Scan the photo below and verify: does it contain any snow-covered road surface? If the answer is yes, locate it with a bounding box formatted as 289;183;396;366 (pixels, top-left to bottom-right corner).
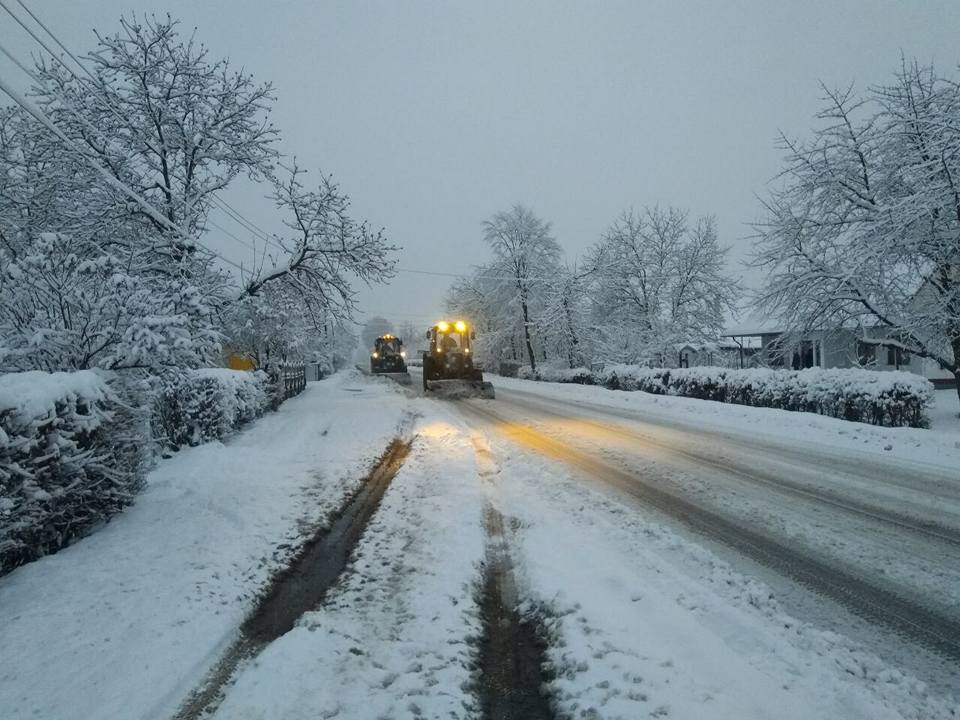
461;386;960;621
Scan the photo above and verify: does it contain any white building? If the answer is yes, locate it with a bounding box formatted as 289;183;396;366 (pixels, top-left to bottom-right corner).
722;321;955;388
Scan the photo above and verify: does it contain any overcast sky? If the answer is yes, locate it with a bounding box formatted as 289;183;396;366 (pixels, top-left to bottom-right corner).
4;0;960;332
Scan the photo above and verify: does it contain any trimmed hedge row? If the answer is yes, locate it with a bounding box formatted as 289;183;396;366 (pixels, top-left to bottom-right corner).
150;368;270;451
0;367;276;576
0;371;144;574
517;364;933;428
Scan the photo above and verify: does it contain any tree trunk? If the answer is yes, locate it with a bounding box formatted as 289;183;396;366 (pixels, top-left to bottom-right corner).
521;299;536;373
563;295;580;368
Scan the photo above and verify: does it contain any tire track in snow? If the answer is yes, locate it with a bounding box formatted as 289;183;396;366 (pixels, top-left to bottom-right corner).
472;434;555;720
173;436;413;720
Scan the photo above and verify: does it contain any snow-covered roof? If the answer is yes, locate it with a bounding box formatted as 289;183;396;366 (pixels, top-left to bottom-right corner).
722;319;784;337
675;340;741;352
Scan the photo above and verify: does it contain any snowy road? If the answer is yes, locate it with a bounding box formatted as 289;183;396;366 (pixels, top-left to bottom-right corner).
456;384;960;659
418;371;959;717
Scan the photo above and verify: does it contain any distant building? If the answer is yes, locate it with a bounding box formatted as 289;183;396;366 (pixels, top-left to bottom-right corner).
722;319;955;388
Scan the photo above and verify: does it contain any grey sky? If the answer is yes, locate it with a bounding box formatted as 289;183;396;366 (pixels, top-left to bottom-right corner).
4;0;960;332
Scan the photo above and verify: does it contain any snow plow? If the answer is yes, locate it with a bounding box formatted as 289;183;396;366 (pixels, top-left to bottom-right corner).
370;334;412;385
421;320;495;399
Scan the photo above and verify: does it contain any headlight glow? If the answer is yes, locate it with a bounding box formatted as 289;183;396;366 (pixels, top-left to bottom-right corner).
454;320;467;333
437;321;450;332
371;352;379;358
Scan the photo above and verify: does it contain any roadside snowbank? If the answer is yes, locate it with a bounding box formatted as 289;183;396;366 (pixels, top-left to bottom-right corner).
0;370;409;720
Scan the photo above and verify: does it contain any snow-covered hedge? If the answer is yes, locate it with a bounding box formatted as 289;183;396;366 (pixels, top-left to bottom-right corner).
518;365;595;384
0;371;145;574
151;369;270;450
498;360;522;378
520;364;933;428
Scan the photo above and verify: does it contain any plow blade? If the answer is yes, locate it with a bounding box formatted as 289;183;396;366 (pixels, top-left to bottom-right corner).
425;379;496;400
381;372;412;386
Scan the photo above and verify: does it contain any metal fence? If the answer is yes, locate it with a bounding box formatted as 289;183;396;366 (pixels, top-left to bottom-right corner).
269;363;305;400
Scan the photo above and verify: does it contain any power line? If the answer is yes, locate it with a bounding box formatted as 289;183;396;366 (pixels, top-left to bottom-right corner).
393;266;685;283
14;0;96;85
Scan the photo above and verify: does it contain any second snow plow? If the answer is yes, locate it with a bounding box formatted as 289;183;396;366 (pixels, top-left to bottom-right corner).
421;320;495;399
370;334;412;385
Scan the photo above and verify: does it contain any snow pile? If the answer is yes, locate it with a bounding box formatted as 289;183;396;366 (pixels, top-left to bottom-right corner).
519;364;933;428
0;370;143;575
151;368;270;450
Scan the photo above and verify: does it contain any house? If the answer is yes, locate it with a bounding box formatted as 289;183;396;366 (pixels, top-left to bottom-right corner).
722;319;955;387
675;341;744;369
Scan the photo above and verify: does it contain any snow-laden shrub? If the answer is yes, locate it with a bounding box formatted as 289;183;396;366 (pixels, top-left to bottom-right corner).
151;369;269;451
523;364;933;428
0;371;145;575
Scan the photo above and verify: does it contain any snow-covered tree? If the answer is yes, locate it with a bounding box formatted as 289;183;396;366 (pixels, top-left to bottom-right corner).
240;163;397;337
1;13;281;373
33;13;278;254
479;205;562;372
314;321;356;373
445;265;523;367
589;207;739;364
3;14;397;376
221;285;312;367
395;320;424;355
753;59;960;407
0;106;225;373
0;232;222;372
536;264;593;368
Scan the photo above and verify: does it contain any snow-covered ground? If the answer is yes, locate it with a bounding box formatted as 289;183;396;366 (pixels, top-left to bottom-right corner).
209;400;487;718
207;392;958;719
2;370;957;720
929;388;960;432
0;371;410;720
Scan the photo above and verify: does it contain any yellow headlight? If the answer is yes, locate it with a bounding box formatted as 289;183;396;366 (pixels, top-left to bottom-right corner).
454;320;467;332
371;352;379;358
437;321;450;332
